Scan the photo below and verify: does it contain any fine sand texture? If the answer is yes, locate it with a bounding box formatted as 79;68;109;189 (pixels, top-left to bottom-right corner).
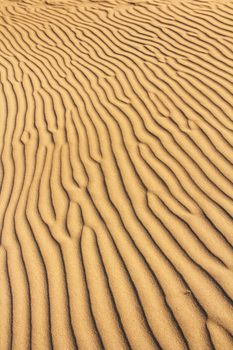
0;0;233;349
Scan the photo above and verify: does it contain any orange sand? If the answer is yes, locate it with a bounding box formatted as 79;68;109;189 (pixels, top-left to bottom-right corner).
0;0;233;349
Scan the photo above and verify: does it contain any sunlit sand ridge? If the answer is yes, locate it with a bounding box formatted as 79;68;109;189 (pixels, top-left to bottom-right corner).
0;0;233;349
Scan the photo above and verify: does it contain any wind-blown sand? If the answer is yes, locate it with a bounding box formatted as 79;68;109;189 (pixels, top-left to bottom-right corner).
0;0;233;349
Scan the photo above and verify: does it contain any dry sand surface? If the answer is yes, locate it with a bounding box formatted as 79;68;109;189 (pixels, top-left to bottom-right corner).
0;0;233;349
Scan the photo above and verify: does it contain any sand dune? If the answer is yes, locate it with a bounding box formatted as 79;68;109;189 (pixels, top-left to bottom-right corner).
0;0;233;349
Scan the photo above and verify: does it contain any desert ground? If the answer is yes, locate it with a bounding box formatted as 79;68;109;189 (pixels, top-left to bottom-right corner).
0;0;232;349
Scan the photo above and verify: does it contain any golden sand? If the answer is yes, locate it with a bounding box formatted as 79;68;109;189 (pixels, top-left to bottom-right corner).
0;0;233;349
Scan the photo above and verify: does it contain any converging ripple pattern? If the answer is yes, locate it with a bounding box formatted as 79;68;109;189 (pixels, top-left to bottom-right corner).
0;0;233;349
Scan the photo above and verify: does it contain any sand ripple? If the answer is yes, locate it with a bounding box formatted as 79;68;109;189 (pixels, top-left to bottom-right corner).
0;0;233;349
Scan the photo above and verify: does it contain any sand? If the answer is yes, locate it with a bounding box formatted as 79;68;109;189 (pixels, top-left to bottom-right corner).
0;0;232;349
